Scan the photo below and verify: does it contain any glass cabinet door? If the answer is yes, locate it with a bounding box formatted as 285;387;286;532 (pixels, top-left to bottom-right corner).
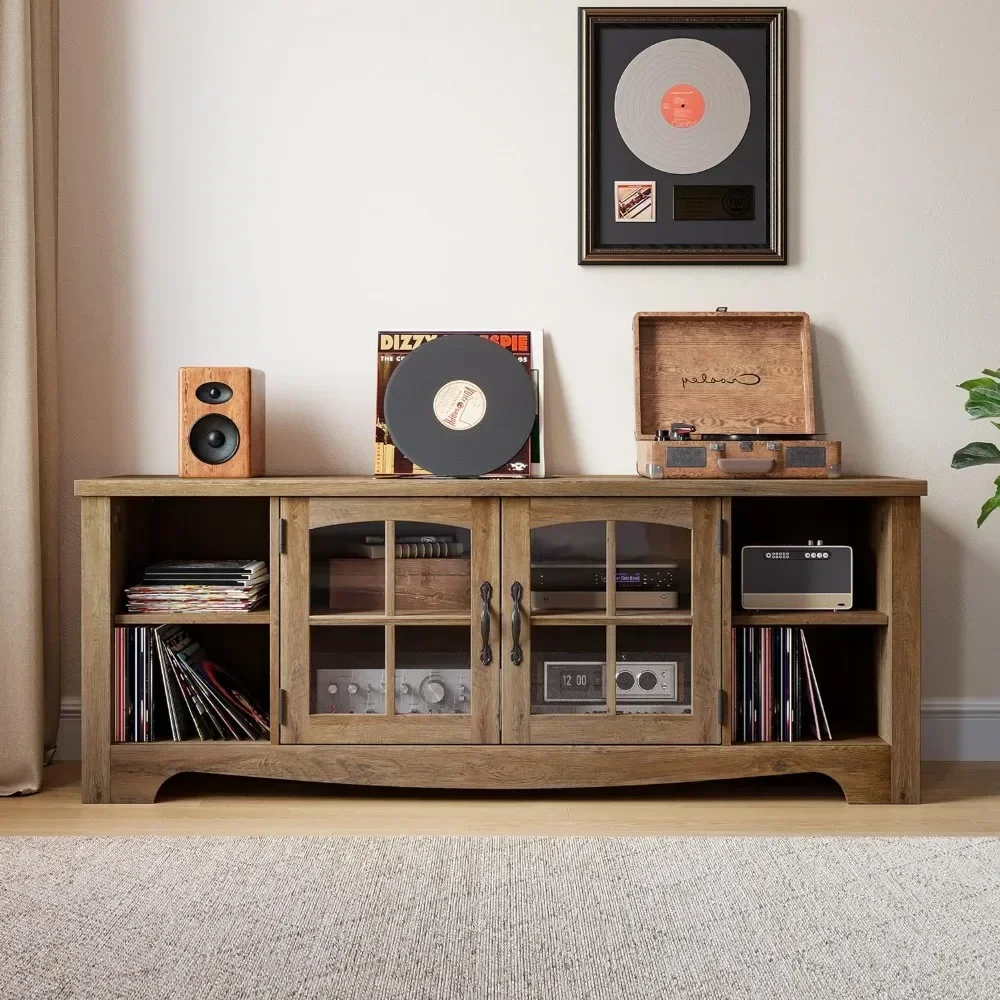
280;498;500;744
501;498;721;744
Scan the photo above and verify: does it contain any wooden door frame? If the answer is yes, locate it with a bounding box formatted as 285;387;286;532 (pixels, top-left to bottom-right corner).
279;496;500;745
500;497;722;745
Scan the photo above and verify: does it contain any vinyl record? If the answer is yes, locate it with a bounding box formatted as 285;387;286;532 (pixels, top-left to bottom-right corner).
384;335;536;477
614;37;751;175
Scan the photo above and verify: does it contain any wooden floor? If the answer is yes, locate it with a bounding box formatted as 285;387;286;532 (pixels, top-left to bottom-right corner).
0;762;998;835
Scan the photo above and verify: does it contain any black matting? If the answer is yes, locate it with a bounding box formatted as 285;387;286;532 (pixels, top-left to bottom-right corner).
579;7;786;264
597;25;769;247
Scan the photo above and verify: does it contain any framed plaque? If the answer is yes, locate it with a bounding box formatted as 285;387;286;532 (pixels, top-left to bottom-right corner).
579;7;786;264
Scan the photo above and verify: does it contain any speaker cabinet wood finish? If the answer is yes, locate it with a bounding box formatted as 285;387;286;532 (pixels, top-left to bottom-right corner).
179;367;265;478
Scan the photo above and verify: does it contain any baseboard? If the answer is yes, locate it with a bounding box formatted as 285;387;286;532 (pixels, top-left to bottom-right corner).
921;698;1000;761
53;696;1000;762
54;696;81;762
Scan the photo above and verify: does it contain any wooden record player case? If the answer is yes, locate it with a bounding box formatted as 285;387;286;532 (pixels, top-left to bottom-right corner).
635;311;842;479
77;474;924;806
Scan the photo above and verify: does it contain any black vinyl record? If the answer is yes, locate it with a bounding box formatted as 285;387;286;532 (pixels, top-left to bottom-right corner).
384;335;536;477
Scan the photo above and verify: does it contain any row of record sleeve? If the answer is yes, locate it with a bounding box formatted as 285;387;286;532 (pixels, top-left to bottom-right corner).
114;624;269;742
731;627;832;744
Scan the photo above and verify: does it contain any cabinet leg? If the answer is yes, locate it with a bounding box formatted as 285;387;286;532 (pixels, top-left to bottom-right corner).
110;769;177;804
824;766;891;804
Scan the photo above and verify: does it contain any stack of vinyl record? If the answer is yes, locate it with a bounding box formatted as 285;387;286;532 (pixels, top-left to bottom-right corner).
124;560;268;613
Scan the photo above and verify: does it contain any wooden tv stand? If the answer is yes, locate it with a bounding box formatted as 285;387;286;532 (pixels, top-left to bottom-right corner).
76;475;925;805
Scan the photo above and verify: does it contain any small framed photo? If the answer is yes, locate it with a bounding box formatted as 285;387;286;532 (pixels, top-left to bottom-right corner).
580;6;786;263
615;182;656;222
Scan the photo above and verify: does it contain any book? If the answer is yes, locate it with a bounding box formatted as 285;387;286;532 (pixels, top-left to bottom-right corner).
374;332;535;477
344;541;466;559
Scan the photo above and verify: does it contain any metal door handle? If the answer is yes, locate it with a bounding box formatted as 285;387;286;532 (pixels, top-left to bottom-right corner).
510;581;523;665
479;581;492;666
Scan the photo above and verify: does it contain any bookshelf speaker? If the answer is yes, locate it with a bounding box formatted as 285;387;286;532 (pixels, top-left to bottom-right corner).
179;367;265;478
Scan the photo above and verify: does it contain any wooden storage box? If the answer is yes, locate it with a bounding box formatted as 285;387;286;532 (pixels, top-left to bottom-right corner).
634;311;842;479
329;557;470;613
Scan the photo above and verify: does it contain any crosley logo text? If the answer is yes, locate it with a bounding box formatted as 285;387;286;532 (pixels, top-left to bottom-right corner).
681;373;762;388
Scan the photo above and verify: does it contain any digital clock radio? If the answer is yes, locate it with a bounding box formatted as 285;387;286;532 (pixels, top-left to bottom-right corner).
741;542;853;610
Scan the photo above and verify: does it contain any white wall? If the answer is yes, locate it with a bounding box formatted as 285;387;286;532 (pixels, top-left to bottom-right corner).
58;1;1000;731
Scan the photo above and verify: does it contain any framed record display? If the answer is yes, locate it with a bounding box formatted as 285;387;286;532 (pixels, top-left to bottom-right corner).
579;7;786;264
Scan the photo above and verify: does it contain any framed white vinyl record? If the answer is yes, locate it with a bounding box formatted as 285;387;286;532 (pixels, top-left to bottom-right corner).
580;7;786;264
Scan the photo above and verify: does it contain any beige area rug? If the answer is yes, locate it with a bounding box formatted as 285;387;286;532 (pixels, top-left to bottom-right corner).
1;836;998;999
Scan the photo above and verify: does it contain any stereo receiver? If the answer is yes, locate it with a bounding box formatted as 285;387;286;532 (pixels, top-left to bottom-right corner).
741;542;853;610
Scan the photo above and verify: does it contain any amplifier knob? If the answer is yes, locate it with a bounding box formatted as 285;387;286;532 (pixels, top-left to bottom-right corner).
616;670;636;691
327;683;338;695
400;682;411;695
347;683;359;695
420;678;446;705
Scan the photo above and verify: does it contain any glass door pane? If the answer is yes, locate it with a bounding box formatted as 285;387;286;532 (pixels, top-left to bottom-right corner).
282;498;499;745
395;626;471;715
502;498;720;745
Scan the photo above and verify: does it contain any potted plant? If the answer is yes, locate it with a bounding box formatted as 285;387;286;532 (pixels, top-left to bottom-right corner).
953;369;1000;525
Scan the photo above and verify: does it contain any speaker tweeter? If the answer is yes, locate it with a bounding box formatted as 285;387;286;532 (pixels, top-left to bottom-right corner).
179;367;265;478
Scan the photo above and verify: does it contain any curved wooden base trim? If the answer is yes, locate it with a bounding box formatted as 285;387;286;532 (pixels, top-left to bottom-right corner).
108;741;892;805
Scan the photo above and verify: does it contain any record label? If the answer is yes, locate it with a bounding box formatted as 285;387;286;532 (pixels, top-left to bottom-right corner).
433;379;487;430
661;84;705;127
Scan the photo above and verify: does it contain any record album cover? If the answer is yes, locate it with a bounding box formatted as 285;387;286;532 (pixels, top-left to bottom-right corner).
374;331;536;478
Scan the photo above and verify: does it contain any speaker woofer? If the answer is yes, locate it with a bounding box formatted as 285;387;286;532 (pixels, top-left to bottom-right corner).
189;414;240;465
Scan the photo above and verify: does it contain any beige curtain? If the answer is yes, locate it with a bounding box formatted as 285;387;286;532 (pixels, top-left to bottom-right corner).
0;0;59;795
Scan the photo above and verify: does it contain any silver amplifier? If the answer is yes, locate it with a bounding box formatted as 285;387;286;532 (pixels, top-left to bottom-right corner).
314;663;470;715
741;542;853;610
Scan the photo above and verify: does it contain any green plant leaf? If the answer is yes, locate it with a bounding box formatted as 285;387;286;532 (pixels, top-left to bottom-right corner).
978;492;1000;527
983;369;1000;379
959;377;999;391
952;442;1000;469
966;386;1000;419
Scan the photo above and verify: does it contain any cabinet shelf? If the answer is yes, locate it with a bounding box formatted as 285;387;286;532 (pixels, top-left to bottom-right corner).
308;612;471;626
114;611;271;625
531;611;694;626
731;611;888;626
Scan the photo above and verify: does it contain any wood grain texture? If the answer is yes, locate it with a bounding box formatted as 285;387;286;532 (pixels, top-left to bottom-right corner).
732;611;888;626
529;498;692;530
633;312;814;437
309;613;471;626
178;367;264;478
105;739;890;804
501;499;531;744
691;498;723;745
875;497;922;804
531;612;693;626
269;497;280;744
470;499;501;744
14;760;999;836
328;558;469;614
81;497;113;804
721;498;734;746
114;611;271;625
74;475;929;498
308;498;474;529
279;498;310;744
